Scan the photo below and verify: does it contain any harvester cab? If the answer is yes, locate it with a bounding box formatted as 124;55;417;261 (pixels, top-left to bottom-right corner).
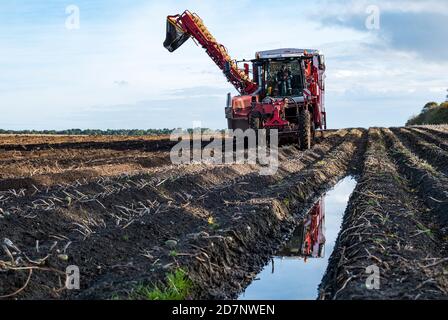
163;10;326;149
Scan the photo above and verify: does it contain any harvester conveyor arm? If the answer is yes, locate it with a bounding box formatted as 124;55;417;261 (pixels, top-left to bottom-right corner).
163;10;258;95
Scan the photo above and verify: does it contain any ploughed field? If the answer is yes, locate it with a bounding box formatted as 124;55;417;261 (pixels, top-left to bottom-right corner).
0;125;447;300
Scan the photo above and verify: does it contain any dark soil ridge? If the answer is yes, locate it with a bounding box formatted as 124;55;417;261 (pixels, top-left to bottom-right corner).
391;127;448;176
0;130;348;299
68;130;361;298
0;153;170;192
382;128;448;238
0;130;346;209
319;128;448;299
424;127;448;141
0;138;176;153
0;132;342;192
0;150;170;175
186;129;367;299
407;127;448;152
5;127;447;300
0;148;154;165
58;129;365;299
0;132;333;153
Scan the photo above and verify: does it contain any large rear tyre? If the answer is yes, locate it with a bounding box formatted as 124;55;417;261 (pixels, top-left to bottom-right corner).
298;109;312;150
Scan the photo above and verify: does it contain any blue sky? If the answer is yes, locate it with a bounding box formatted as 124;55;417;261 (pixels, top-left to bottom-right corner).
0;0;447;130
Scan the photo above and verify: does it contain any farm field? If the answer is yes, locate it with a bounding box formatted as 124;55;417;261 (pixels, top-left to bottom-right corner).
0;125;447;300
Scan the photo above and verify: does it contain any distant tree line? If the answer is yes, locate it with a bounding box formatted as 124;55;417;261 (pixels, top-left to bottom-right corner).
0;128;223;136
406;101;448;126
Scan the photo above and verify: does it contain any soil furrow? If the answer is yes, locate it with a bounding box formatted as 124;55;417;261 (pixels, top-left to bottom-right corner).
2;127;447;301
0;138;175;152
391;127;448;176
0;130;347;212
319;128;448;299
0;130;343;194
420;126;448;141
382;128;448;238
0;130;363;299
0;130;349;256
0;150;170;175
71;129;365;299
407;127;448;152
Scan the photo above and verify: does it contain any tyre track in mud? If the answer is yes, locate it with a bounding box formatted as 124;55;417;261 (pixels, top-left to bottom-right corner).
71;128;365;299
320;128;448;299
2;126;447;300
180;128;367;299
0;130;349;299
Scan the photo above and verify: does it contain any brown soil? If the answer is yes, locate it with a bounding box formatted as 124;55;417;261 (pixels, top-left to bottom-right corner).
319;127;448;299
0;134;171;146
1;126;447;300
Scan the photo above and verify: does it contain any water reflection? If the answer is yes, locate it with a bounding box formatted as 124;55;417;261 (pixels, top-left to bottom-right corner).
239;176;357;300
276;199;325;261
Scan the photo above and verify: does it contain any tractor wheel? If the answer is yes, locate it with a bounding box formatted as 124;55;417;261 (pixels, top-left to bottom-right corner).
298;109;312;150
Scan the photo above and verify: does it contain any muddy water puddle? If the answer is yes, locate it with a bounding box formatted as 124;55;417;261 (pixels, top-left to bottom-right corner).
239;176;357;300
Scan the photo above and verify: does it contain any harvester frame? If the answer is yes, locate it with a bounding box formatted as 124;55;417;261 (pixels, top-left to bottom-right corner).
164;10;326;149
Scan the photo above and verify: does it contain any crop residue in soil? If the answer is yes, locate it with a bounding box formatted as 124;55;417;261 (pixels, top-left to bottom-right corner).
239;176;357;300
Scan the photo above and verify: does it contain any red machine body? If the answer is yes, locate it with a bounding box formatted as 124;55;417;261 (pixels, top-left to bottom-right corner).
302;199;325;258
164;10;326;148
277;198;325;259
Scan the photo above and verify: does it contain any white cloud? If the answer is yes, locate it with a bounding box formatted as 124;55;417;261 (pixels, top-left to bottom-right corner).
0;0;447;130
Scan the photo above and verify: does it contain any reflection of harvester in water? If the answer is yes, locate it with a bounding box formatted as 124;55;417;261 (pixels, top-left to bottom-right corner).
276;199;325;259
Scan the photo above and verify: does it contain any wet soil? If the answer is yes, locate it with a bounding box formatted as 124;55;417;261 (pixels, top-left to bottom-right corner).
0;126;447;300
319;127;448;299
